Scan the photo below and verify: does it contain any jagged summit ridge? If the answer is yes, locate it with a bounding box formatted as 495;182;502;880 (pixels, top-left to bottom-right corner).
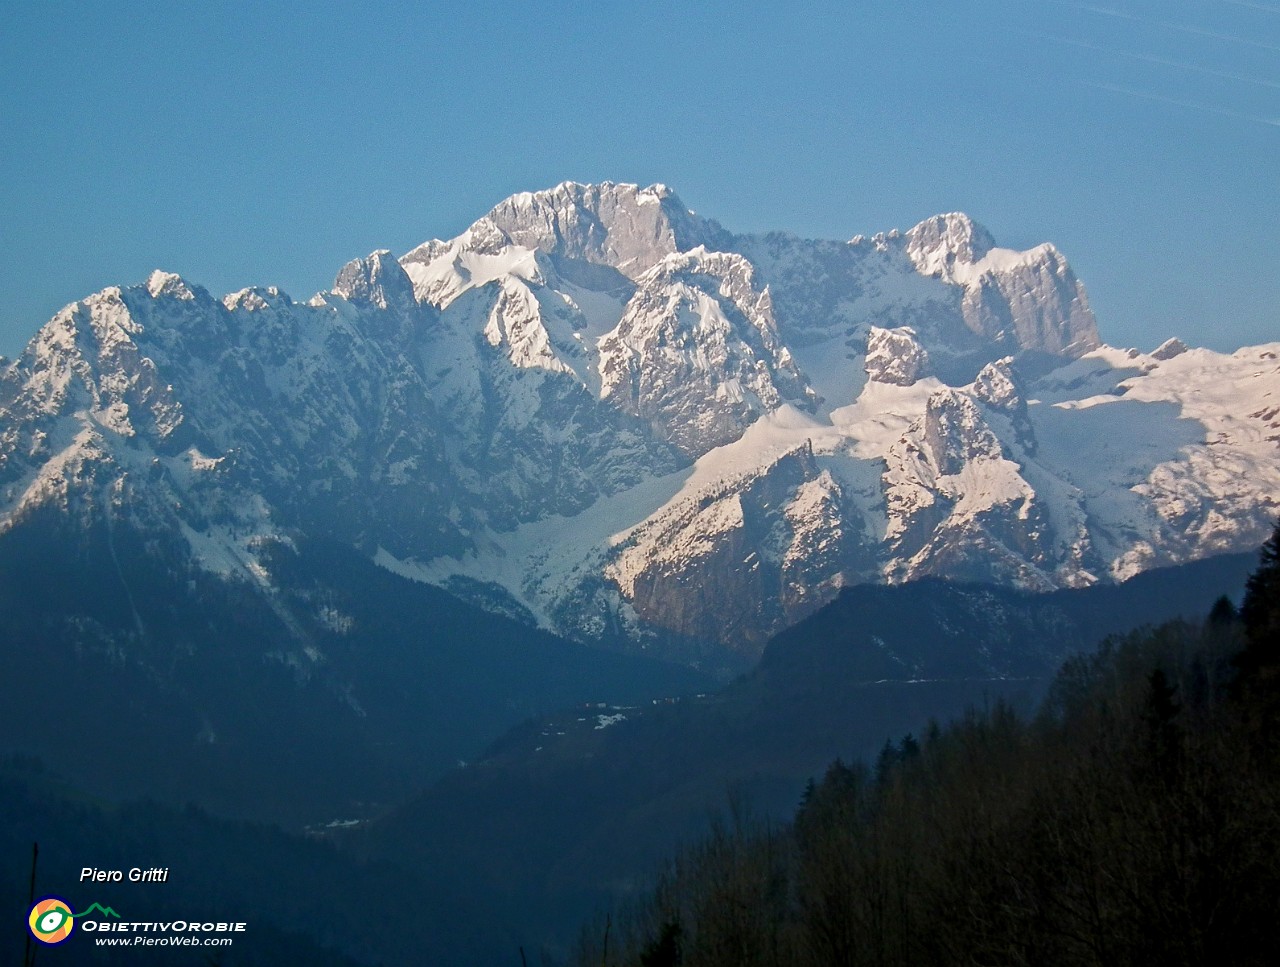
402;181;727;293
2;182;1276;662
905;212;997;278
333;250;417;313
477;181;725;277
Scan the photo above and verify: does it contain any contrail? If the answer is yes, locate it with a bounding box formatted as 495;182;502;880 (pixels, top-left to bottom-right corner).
1158;19;1280;52
1055;1;1280;51
1084;79;1280;126
1050;2;1139;20
1221;1;1280;13
1025;30;1280;89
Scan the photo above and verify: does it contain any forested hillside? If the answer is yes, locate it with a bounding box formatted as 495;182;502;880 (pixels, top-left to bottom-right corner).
578;528;1280;967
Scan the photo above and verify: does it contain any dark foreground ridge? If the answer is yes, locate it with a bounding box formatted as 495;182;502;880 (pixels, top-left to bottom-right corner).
2;545;1262;964
358;551;1256;958
575;528;1280;966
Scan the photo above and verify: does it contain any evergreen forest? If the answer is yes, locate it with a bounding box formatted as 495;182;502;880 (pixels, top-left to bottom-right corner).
574;527;1280;967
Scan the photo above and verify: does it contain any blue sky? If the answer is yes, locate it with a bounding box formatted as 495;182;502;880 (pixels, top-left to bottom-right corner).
1;0;1275;356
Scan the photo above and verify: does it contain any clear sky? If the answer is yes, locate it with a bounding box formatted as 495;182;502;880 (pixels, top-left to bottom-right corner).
1;0;1276;357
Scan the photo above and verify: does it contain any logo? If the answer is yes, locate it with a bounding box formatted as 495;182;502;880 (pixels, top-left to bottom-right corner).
27;898;121;945
28;896;75;945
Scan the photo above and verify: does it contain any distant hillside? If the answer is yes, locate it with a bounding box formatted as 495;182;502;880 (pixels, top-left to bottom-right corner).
0;523;710;827
362;551;1256;957
577;536;1280;966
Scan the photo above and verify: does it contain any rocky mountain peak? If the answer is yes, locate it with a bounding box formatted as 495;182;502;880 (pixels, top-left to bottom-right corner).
146;270;200;301
333;250;417;313
905;213;997;279
597;246;812;456
466;181;726;280
3;182;1276;663
222;286;292;313
965;244;1101;357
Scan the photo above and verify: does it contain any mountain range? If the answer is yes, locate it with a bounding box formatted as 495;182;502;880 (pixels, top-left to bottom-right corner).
4;180;1276;672
5;181;1277;961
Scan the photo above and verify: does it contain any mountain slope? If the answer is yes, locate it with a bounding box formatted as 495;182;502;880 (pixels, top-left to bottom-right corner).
2;181;1276;665
0;518;709;826
363;551;1257;956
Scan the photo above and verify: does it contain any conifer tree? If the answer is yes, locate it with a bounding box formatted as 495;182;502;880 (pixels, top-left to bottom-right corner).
1241;521;1280;650
1236;521;1280;735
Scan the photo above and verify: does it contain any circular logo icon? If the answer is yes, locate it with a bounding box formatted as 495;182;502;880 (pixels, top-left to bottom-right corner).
28;896;75;945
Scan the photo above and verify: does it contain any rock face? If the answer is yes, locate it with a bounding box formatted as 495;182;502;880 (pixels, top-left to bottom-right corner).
865;327;930;386
905;213;1100;357
462;181;728;279
3;181;1277;663
972;357;1024;412
882;388;1052;588
333;250;418;314
605;444;857;658
598;249;813;454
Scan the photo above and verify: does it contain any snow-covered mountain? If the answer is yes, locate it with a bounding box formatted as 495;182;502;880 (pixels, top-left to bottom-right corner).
3;181;1276;662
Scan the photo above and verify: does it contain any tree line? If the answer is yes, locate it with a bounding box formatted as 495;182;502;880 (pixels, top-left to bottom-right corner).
575;526;1280;966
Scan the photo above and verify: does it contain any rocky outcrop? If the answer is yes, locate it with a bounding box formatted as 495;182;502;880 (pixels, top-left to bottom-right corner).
597;249;813;455
1152;337;1188;361
865;326;930;386
605;444;858;652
